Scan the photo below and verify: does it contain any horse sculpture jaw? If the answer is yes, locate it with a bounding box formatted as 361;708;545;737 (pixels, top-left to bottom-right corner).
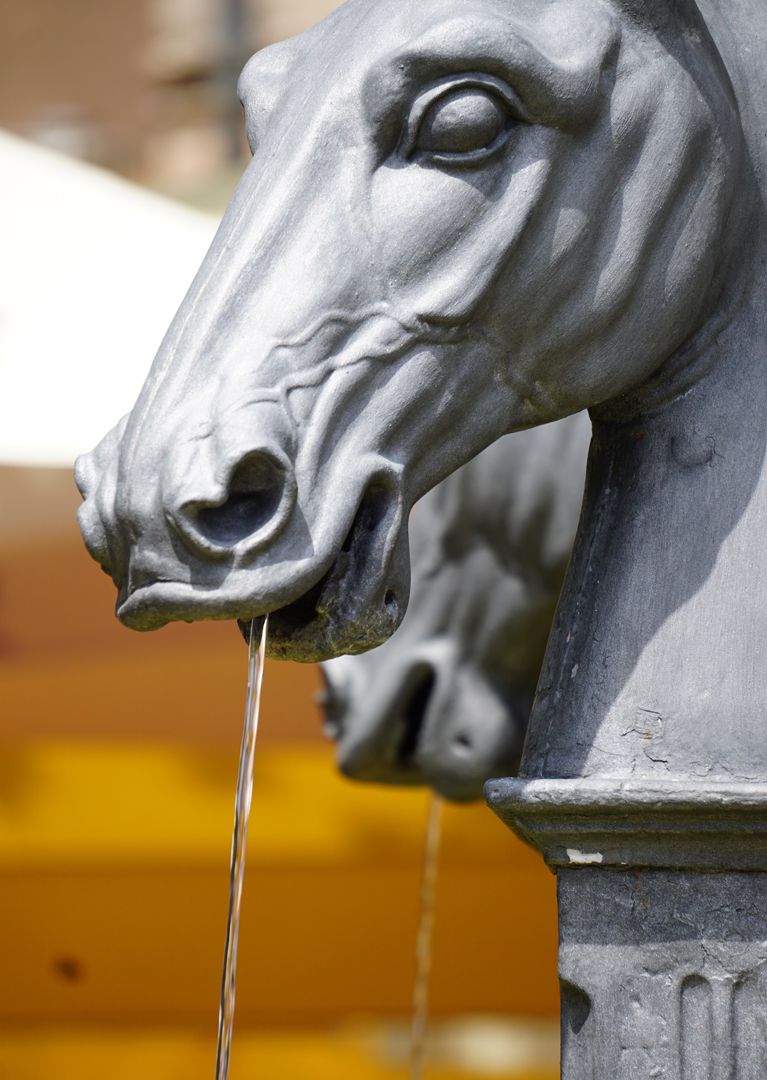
77;0;745;661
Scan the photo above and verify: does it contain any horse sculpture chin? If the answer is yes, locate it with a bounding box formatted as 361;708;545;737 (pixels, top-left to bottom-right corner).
322;418;588;801
76;0;745;663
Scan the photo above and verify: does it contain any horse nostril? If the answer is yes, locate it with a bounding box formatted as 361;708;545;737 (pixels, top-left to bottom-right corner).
74;453;114;571
180;450;293;553
452;731;473;754
397;665;437;766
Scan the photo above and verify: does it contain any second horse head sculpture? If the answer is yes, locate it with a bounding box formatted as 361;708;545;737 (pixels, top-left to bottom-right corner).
77;0;766;782
322;416;588;801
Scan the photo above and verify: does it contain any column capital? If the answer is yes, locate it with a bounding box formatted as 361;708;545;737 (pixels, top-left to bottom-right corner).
487;778;767;871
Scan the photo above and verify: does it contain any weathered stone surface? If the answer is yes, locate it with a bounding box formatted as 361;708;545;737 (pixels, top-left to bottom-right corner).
487;778;767;871
558;869;767;1080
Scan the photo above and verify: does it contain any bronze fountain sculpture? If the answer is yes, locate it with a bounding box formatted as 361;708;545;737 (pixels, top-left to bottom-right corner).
322;416;588;802
77;0;767;1073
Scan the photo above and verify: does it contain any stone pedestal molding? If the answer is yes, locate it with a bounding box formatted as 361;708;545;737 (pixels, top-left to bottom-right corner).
488;779;767;1079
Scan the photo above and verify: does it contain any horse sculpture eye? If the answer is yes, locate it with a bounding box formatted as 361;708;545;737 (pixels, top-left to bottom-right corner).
414;86;509;160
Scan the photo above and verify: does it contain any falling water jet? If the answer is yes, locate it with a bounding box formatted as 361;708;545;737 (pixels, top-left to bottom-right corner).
215;616;269;1080
410;793;443;1080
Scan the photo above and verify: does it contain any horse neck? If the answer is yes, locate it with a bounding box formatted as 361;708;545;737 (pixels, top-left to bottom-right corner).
520;3;767;784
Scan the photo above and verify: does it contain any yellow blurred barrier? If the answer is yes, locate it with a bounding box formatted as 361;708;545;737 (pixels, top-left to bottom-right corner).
0;742;558;1024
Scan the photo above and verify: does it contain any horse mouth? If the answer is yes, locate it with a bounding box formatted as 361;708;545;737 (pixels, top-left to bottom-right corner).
117;476;409;662
242;481;409;661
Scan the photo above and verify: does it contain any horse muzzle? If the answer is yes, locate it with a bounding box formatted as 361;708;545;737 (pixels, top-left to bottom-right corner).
326;646;528;802
75;409;411;661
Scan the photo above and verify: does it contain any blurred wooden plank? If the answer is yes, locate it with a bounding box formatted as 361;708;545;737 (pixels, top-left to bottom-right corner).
0;648;323;744
0;865;558;1022
0;743;558;1021
0;743;542;868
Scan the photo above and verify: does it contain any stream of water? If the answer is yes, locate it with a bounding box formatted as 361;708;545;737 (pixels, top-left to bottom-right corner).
213;616;441;1080
409;793;443;1080
215;616;269;1080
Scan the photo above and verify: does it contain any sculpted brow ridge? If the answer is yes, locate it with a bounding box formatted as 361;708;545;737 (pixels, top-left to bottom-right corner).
364;15;616;131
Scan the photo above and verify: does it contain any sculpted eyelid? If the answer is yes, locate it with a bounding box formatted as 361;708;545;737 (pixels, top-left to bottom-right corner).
364;19;610;132
398;74;528;160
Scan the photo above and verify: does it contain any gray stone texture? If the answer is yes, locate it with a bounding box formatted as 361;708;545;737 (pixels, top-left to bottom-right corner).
558;869;767;1080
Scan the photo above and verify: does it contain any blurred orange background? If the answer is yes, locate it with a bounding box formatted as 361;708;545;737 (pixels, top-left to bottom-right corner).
0;2;559;1077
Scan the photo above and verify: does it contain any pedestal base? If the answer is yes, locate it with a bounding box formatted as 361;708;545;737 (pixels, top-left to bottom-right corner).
487;779;767;1078
559;868;767;1078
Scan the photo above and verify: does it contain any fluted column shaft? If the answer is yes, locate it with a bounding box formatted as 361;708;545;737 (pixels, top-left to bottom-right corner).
487;779;767;1079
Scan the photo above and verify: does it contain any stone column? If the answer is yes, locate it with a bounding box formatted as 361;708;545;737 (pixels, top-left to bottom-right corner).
487;778;767;1079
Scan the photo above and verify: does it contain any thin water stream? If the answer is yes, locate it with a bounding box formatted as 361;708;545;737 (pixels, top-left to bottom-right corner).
409;793;443;1080
214;616;440;1080
215;616;269;1080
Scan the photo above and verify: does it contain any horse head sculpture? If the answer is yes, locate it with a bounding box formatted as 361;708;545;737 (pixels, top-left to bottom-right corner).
78;0;764;786
322;416;588;801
